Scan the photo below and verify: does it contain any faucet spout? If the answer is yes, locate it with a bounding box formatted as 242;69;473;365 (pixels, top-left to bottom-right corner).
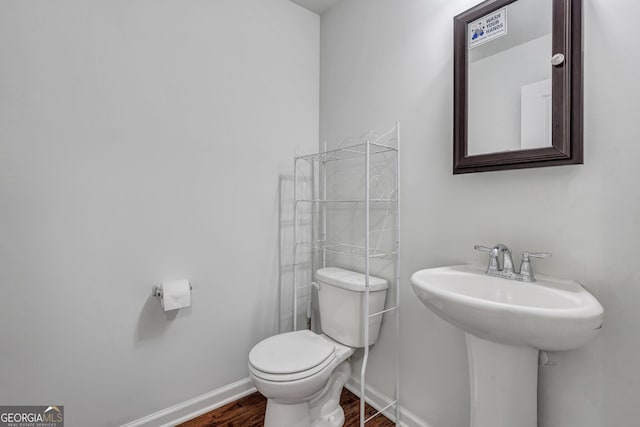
480;243;513;276
500;248;515;275
475;244;515;276
490;244;513;272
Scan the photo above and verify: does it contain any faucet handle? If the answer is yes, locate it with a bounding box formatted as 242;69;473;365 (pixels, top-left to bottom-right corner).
520;252;551;282
523;252;552;259
475;245;500;273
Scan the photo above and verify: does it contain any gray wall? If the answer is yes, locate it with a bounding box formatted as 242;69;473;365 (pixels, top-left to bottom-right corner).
0;1;318;425
320;0;640;426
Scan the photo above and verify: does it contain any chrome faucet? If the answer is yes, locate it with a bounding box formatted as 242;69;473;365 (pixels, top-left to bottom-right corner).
474;244;551;282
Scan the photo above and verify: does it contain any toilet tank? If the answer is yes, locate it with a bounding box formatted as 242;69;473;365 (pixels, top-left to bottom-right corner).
316;267;389;348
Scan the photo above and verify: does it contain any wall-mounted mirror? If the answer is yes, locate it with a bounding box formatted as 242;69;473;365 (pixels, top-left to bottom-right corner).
453;0;582;174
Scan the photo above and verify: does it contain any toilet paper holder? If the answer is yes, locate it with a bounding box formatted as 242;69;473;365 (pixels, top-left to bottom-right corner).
151;283;193;298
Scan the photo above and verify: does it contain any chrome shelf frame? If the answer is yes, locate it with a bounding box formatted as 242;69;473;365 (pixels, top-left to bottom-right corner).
295;141;397;163
295;198;397;204
295;240;396;259
292;123;401;426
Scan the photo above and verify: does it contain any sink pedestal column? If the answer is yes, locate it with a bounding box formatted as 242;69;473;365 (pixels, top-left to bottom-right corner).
466;334;538;427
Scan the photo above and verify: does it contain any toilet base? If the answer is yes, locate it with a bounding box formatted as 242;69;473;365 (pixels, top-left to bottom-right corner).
264;401;312;427
263;361;351;427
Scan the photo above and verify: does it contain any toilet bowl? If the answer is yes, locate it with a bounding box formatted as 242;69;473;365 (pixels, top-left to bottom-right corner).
249;330;354;427
248;267;389;427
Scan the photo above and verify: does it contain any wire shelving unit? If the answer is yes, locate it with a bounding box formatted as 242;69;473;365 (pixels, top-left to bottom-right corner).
292;123;400;427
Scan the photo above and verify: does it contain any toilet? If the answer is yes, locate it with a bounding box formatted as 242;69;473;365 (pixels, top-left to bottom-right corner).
248;267;389;427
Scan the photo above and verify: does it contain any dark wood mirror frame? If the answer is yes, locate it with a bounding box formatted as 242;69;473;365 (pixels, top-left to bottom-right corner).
453;0;583;174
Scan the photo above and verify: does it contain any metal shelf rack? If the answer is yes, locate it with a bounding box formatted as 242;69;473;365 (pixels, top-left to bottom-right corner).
292;123;400;427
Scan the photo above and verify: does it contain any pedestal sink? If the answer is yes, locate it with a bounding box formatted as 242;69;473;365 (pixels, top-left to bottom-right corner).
410;265;603;427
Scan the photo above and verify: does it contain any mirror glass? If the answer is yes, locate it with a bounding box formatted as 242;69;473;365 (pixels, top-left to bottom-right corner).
467;0;553;156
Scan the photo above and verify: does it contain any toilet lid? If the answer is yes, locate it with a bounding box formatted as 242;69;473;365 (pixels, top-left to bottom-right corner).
249;330;335;375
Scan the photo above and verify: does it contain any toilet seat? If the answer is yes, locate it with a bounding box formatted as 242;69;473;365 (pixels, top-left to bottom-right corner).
249;330;337;382
249;352;336;382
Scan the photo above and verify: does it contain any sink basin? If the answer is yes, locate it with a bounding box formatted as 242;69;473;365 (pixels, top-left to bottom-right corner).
410;265;604;427
410;265;603;350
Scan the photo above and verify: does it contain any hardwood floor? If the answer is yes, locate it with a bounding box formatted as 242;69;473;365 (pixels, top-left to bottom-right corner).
338;389;395;427
178;388;394;427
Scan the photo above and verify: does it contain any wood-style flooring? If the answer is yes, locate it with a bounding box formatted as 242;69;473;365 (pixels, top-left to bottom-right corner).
178;388;394;427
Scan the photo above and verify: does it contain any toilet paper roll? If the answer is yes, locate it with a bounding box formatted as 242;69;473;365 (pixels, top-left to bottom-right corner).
161;279;191;311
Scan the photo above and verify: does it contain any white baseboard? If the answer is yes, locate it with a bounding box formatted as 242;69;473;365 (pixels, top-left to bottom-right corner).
121;377;256;427
345;379;432;427
120;375;430;427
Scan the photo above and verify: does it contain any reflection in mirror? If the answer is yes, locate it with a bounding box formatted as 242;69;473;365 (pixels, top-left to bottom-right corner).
467;0;553;156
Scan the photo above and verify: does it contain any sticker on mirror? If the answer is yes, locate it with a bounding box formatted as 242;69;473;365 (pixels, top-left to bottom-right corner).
468;8;507;49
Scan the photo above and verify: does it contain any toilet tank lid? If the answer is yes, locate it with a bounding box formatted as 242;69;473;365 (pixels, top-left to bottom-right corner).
316;267;389;292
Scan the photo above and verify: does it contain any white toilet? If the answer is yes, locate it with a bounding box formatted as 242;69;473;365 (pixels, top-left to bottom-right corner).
248;267;389;427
